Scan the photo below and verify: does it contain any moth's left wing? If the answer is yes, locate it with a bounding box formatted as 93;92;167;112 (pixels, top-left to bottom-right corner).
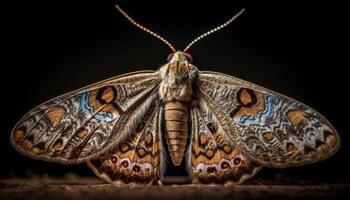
11;71;161;164
196;71;340;168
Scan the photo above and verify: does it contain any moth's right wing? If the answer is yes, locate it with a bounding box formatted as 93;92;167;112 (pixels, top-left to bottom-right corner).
11;70;161;164
195;71;340;168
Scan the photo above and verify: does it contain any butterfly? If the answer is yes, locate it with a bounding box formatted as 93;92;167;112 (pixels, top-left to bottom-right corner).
10;4;340;185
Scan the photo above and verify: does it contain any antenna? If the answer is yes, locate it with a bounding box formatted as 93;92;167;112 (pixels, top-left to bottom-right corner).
115;5;245;53
115;4;177;52
183;8;245;52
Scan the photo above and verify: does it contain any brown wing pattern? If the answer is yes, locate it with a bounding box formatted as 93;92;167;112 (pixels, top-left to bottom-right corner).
11;71;161;164
87;102;165;184
187;96;262;184
196;71;340;168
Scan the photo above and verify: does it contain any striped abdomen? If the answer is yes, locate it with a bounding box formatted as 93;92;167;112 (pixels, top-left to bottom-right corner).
164;100;189;166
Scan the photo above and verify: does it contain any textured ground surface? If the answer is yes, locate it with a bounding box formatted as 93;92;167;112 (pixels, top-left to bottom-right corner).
1;175;350;200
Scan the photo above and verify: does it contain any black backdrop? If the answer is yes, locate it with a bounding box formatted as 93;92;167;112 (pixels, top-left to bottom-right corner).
2;0;348;182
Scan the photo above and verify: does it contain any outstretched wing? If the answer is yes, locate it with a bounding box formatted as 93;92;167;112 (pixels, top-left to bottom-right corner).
87;103;165;184
195;71;340;168
11;70;161;164
187;98;262;184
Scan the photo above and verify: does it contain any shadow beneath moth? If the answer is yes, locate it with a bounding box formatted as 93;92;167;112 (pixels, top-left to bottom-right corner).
10;4;340;185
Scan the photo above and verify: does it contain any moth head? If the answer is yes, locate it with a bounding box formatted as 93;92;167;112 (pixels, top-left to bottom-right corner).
159;51;198;87
167;51;193;64
163;51;193;80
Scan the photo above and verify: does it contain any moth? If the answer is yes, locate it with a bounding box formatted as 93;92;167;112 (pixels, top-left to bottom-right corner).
11;5;340;185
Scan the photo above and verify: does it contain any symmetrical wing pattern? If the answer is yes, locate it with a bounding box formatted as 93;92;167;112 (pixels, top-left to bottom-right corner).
10;55;341;185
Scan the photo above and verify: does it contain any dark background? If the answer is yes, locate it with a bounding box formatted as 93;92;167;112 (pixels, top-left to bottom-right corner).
1;0;348;183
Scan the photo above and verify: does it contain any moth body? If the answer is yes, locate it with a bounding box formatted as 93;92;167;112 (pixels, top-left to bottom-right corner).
160;52;197;165
164;100;189;166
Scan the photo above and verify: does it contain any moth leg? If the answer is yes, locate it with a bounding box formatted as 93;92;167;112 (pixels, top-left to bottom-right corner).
224;181;238;187
111;180;124;187
157;180;164;187
191;177;201;185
